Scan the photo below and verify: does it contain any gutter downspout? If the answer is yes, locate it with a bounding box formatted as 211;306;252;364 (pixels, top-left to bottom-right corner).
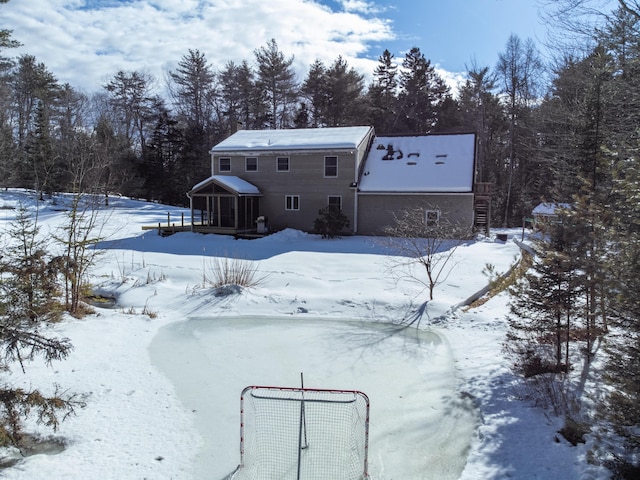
353;185;358;234
353;127;375;235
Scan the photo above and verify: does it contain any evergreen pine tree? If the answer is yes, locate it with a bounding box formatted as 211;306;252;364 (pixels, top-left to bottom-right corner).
456;64;507;185
0;204;62;321
323;56;366;127
254;39;298;129
24;100;56;198
397;47;450;133
0;202;79;446
367;49;399;133
300;59;328;127
508;233;581;376
596;7;640;469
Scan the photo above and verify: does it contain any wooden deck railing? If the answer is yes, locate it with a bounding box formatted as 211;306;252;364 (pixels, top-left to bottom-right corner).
140;211;187;235
475;182;493;196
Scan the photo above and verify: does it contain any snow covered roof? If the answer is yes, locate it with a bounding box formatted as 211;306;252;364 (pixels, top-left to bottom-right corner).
188;175;261;196
357;133;476;193
532;202;572;215
210;126;373;153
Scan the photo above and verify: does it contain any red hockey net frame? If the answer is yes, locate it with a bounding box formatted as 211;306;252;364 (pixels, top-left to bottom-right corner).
233;385;370;480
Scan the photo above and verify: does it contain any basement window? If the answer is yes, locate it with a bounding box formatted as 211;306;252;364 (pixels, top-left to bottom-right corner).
425;209;440;227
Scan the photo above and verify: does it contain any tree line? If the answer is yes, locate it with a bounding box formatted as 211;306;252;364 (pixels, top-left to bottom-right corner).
0;6;545;225
502;2;640;476
1;3;632;232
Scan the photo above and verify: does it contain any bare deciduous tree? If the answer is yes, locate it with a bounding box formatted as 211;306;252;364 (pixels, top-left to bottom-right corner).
52;154;109;315
53;192;107;316
495;34;544;226
382;207;472;303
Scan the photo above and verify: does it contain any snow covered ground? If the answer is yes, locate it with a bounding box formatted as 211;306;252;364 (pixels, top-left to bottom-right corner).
0;190;611;479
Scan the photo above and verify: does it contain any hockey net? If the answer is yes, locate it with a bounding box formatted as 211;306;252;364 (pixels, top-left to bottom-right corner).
232;385;370;480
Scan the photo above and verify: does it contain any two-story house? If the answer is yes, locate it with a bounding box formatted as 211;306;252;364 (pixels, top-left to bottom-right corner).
187;126;374;234
187;126;481;236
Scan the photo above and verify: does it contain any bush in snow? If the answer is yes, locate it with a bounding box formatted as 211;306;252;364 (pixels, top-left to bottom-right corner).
313;207;350;239
203;256;267;290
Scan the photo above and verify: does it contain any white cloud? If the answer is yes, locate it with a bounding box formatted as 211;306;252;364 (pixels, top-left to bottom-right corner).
436;67;465;96
2;0;395;94
339;0;383;15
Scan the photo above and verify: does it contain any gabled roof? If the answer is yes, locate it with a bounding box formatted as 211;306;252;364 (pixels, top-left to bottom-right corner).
188;175;261;196
210;126;373;154
532;202;572;215
357;133;476;193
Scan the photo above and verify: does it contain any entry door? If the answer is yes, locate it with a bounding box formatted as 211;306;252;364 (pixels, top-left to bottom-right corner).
220;196;235;228
208;196;218;226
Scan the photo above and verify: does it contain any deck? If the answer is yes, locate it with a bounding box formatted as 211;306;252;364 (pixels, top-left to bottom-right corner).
142;212;261;237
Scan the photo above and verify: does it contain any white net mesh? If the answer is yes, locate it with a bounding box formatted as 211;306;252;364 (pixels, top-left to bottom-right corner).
233;386;370;480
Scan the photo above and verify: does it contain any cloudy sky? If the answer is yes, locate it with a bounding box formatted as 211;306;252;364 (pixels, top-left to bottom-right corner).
2;0;547;95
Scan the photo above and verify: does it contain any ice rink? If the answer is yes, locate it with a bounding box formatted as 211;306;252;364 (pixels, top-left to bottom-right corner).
150;316;478;479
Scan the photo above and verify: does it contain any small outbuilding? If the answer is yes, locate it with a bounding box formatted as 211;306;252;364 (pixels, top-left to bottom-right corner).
532;202;572;230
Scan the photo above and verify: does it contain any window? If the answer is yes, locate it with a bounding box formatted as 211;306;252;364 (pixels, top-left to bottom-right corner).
219;157;231;172
245;157;258;172
277;156;290;172
425;209;440;227
285;195;300;211
324;156;338;177
328;195;342;213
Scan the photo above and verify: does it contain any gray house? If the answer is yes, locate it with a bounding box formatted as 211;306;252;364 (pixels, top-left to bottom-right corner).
187;126;374;234
187;127;484;236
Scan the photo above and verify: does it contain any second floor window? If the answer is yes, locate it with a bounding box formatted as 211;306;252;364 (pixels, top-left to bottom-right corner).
245;157;258;172
324;156;338;177
277;157;290;172
219;157;231;172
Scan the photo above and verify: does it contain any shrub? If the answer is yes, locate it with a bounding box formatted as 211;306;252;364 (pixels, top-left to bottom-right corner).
313;207;349;238
558;416;590;446
204;256;267;289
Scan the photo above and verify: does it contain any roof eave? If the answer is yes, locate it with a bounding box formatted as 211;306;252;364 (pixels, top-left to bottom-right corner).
357;190;474;195
188;176;262;196
209;147;360;156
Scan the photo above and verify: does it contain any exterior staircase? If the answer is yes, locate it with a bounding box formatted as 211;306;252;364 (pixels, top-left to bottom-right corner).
474;183;493;235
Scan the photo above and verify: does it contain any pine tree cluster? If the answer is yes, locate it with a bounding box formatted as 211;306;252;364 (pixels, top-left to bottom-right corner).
505;5;640;475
